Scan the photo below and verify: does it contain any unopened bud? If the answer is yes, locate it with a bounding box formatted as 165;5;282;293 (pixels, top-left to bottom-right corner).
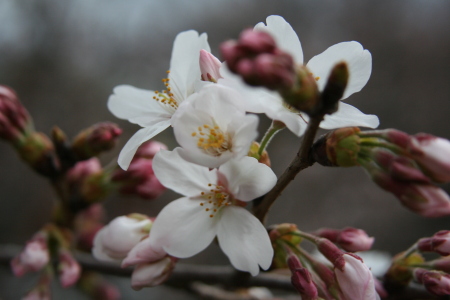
134;140;167;159
269;223;301;268
281;65;320;115
58;250;81;288
78;272;121;300
418;230;450;256
200;49;222;82
408;134;450;183
314;227;374;252
72;122;122;160
11;233;49;277
16;132;59;177
312;127;361;167
319;62;349;115
131;257;177;290
287;253;319;299
413;268;450;296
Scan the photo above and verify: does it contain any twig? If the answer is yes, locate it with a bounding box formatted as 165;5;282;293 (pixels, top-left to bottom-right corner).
253;116;322;224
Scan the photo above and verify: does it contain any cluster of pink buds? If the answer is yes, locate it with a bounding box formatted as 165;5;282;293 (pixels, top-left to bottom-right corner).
221;29;296;90
111;140;167;200
313;127;450;217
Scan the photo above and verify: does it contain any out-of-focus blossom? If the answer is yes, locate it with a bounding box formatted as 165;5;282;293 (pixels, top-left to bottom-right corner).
171;84;258;168
92;214;152;263
418;230;450;256
108;30;210;170
314;227;374;252
413;268;450;296
57;250;81;288
134;140;168;160
11;233;49;277
131;256;177;290
149;149;276;275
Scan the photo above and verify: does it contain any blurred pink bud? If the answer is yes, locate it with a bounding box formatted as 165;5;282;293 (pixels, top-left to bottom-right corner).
408;134;450;183
334;254;379;300
134;140;167;160
66;158;102;186
372;170;450;217
199;49;222;82
418;230;450;256
0;85;33;142
429;257;450;273
72;122;122;160
11;235;49;277
92;282;121;300
22;287;51;300
287;253;319;300
112;158;165;200
315;227;374;252
220;29;295;90
92;214;152;262
414;268;450;296
131;257;176;290
58;250;81;288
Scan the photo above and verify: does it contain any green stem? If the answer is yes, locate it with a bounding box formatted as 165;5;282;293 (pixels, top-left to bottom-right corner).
258;120;286;156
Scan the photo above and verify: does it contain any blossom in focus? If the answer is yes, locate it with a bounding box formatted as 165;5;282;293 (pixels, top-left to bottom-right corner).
108;30;211;170
149;149;277;276
11;233;49;277
171;84;259;168
92;214;152;263
219;15;379;137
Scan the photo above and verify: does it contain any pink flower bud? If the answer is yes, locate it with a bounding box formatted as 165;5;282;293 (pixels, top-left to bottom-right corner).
199;49;222;82
239;29;276;53
11;234;49;277
418;230;450;256
372;170;450;217
58;250;81;288
92;214;152;262
66;158;102;186
72;122;122;160
22;287;51;300
334;254;379;300
429;257;450;273
122;237;166;268
134;140;167;160
131;257;176;290
413;268;450;296
408;134;450;183
315;227;374;252
287;254;319;300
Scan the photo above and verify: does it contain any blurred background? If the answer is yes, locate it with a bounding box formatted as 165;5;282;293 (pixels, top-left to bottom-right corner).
0;0;449;299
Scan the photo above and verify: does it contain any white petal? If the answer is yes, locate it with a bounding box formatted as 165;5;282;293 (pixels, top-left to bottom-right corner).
227;114;259;158
152;148;216;196
219;156;277;201
254;15;303;64
169;31;210;102
108;85;172;126
217;206;273;276
307;41;372;100
118;122;171;170
149;197;218;258
320;102;379;129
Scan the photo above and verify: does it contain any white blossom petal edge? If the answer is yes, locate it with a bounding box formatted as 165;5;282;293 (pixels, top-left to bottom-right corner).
108;30;210;169
149;149;276;275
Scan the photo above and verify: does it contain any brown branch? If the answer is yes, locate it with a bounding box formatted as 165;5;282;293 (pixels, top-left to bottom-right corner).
253;116;322;224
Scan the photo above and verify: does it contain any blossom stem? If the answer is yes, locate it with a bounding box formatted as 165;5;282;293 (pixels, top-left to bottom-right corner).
253;115;322;223
398;243;419;260
258;120;286;156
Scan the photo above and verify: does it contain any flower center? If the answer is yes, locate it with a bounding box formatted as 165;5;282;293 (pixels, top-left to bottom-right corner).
199;183;232;218
191;124;232;156
152;71;179;114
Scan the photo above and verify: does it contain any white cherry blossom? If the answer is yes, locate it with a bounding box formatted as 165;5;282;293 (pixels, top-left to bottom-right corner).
172;84;259;168
108;30;210;169
149;149;276;276
219;15;379;137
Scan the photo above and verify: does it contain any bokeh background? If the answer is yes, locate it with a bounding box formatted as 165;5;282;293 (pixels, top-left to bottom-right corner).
1;0;449;299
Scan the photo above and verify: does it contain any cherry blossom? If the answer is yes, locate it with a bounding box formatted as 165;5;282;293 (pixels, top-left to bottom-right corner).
149;148;277;275
108;30;210;169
